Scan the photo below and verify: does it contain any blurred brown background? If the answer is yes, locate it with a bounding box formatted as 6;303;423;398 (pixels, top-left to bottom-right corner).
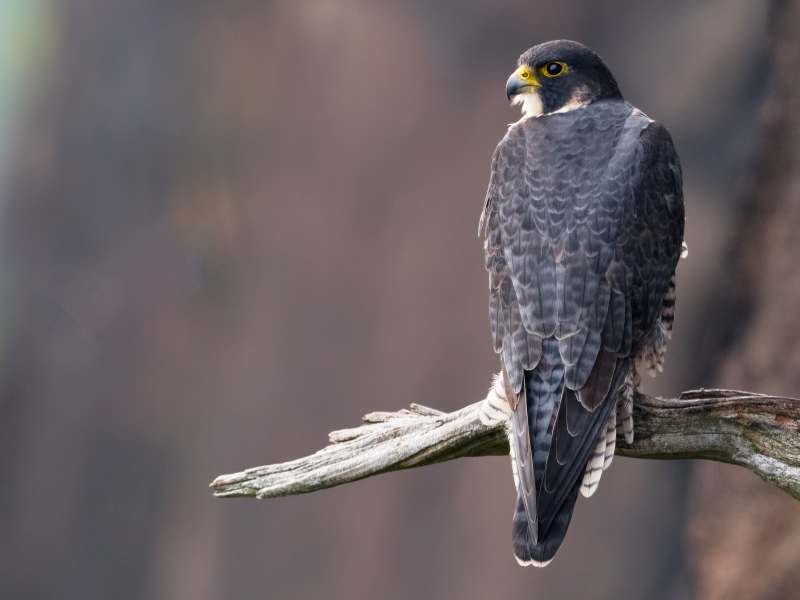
0;0;785;599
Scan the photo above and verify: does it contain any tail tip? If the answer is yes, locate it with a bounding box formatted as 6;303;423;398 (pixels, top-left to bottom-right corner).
514;553;553;568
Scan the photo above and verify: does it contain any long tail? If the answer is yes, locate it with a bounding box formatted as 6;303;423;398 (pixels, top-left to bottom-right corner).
511;350;630;566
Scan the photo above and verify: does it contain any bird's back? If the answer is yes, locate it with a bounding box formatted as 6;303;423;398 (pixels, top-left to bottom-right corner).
485;99;682;566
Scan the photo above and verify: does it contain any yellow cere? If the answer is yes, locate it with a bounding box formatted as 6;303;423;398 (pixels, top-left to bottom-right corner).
515;65;540;86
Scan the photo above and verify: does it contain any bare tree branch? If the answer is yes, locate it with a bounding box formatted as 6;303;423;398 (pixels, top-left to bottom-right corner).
210;389;800;501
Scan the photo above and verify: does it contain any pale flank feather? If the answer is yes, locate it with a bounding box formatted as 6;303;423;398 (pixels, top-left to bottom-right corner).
580;417;618;498
603;419;616;470
480;373;513;427
580;430;607;498
618;369;637;444
478;374;520;491
508;425;520;493
659;274;677;339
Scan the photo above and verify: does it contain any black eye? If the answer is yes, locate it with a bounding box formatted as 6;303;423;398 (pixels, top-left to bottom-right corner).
545;62;564;76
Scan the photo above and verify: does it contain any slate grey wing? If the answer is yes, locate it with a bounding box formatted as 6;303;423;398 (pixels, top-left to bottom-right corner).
620;119;685;344
482;100;684;566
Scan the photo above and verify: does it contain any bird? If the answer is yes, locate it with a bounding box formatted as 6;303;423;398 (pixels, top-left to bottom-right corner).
479;40;685;567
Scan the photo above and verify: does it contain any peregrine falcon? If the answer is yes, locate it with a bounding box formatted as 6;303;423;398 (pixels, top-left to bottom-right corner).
479;40;685;566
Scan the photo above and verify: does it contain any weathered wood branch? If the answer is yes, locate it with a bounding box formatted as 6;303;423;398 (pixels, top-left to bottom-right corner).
210;389;800;501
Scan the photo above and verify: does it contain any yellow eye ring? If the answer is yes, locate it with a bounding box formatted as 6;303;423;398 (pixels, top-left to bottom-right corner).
542;62;567;77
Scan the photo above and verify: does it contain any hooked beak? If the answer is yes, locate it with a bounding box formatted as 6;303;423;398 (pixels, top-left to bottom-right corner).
506;66;537;100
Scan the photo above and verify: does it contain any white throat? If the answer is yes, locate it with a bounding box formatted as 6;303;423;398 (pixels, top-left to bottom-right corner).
512;91;544;118
512;90;590;119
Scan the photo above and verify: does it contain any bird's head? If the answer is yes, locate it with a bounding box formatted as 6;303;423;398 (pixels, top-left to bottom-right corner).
506;40;623;119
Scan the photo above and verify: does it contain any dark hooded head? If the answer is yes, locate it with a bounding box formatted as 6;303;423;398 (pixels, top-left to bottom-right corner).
505;40;623;118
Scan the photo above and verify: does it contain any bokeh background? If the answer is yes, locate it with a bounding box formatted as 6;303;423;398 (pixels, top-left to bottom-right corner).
0;1;774;599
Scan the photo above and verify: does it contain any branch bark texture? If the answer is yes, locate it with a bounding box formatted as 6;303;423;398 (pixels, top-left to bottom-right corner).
211;389;800;501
